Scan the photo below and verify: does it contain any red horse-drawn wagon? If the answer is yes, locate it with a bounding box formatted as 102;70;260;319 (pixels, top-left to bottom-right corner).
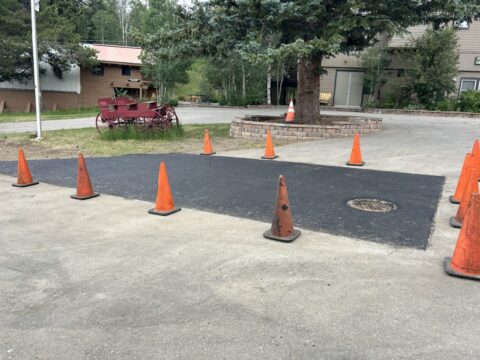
95;97;180;134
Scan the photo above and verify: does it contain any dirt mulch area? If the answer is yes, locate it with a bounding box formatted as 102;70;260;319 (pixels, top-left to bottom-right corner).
0;140;78;161
0;137;290;162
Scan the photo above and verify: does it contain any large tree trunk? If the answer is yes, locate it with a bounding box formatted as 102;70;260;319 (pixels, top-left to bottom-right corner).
296;56;322;124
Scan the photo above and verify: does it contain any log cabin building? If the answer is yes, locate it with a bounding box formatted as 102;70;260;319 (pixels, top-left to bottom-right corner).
0;44;152;113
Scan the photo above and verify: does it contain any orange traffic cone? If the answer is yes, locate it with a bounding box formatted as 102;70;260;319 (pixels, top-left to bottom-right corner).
71;153;99;200
346;133;365;166
444;192;480;280
285;99;295;122
261;129;278;160
450;153;473;204
450;168;479;228
200;129;215;155
12;148;39;187
264;175;301;242
148;162;181;216
471;140;480;169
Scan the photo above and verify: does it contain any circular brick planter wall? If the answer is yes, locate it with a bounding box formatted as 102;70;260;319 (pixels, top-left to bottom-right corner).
230;115;382;141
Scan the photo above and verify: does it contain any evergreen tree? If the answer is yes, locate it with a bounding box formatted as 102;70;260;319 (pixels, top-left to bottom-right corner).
188;0;479;123
0;0;97;82
408;28;459;107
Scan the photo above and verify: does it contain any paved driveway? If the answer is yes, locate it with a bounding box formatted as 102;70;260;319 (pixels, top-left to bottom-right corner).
0;154;444;249
1;110;480;359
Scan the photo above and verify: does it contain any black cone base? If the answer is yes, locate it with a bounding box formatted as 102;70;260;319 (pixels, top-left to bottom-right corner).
449;195;460;204
263;229;301;242
12;181;39;188
148;207;181;216
71;193;100;200
346;161;365;167
444;257;480;281
450;216;462;229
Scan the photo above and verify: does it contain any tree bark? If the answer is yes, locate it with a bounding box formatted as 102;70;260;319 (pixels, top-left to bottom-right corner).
276;60;285;105
296;56;322;123
267;63;271;105
241;59;246;100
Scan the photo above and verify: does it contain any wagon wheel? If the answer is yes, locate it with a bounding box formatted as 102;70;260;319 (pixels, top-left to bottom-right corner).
159;105;179;128
135;111;168;135
169;107;180;128
133;113;149;132
96;112;121;134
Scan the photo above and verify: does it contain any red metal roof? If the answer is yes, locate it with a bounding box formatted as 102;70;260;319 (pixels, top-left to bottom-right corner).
89;44;142;66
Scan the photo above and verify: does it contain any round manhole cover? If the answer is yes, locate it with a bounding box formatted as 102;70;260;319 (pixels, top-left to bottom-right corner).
347;198;396;213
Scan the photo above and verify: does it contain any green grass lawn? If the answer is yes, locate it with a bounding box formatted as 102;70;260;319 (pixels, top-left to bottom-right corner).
0;123;282;160
0;107;98;124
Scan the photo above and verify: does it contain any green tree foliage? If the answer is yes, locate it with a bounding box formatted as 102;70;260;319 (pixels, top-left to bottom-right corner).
360;46;391;104
92;7;123;44
201;55;267;105
0;0;31;82
408;28;459;107
0;0;97;82
187;0;479;123
132;0;194;102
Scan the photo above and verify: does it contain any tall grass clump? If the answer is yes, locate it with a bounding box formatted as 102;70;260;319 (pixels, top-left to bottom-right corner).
99;125;185;141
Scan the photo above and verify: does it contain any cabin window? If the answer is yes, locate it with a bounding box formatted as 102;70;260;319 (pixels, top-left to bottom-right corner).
454;20;470;29
91;65;104;76
460;79;478;92
122;66;131;76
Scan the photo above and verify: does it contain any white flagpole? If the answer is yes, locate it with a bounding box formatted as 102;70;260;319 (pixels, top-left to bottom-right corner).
30;0;42;140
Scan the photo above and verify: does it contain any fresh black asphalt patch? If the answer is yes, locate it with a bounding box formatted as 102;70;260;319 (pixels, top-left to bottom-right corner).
0;154;444;249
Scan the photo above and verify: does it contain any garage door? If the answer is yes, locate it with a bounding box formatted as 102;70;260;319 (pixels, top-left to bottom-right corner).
334;71;364;107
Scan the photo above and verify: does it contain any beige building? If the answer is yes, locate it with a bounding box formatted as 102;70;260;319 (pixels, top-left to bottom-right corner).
0;44;152;113
319;20;480;107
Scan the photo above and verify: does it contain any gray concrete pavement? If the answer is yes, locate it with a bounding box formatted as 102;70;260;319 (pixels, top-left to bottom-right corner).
2;111;480;359
0;117;94;133
227;111;480;177
0;173;478;359
0;106;287;133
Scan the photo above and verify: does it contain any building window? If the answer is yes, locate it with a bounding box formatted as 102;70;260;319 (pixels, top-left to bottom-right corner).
454;20;470;30
460;79;478;92
91;65;104;76
122;66;131;76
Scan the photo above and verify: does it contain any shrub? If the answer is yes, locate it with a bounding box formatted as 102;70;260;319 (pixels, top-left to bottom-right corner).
457;90;480;113
433;98;458;111
167;98;179;107
403;103;426;110
216;92;265;106
382;93;397;109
